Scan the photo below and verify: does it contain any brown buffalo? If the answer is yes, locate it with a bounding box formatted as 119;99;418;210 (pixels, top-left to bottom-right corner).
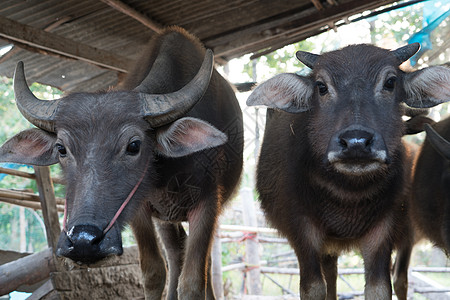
247;43;450;299
0;27;243;299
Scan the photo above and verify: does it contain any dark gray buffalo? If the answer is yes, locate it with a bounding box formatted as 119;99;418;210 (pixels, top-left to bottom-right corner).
393;116;450;298
0;27;243;299
414;119;450;251
247;43;450;299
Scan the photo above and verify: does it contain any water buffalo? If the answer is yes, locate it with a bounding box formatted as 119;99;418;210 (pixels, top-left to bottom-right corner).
413;118;450;251
393;116;450;298
0;26;243;299
247;43;450;299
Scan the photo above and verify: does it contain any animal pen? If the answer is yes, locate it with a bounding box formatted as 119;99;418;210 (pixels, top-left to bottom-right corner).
0;103;449;299
0;0;450;298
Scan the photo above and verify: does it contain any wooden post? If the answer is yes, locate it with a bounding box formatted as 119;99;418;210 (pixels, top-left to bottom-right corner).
34;166;61;250
241;187;262;295
211;227;224;299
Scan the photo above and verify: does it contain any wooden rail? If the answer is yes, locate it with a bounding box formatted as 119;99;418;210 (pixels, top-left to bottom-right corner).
0;166;65;185
0;167;65;212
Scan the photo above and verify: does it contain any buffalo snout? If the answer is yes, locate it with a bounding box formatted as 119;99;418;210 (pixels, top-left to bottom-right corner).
56;224;123;264
339;129;375;158
327;125;389;175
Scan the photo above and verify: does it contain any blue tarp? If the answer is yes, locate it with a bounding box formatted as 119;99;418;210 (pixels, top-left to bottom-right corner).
408;0;450;65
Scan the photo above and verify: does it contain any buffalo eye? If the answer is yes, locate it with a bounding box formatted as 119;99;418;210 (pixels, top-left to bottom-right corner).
126;140;141;155
383;76;397;91
316;81;328;96
56;143;67;157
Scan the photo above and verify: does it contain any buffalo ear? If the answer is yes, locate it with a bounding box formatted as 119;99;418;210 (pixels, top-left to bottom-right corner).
403;65;450;108
156;117;227;158
0;128;59;166
246;73;313;113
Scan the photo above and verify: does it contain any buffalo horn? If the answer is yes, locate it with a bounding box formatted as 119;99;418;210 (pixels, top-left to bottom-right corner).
392;43;420;63
139;49;214;128
425;124;450;160
296;51;320;69
14;61;60;133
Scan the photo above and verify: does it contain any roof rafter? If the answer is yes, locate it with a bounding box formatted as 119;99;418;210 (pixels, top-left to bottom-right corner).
99;0;163;33
0;16;133;73
208;0;397;59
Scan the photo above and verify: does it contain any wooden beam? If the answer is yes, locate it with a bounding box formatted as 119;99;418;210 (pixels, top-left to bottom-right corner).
209;0;397;58
241;188;262;295
248;0;428;60
311;0;324;10
34;166;61;250
0;16;132;73
0;247;55;296
99;0;163;33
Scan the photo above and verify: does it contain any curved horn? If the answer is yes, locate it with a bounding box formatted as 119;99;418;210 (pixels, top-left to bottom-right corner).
425;124;450;160
296;51;320;69
14;61;60;132
139;49;214;128
392;43;420;64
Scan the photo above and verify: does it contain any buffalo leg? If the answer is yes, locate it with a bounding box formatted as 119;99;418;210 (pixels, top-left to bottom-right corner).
178;198;219;300
444;194;450;251
132;209;167;300
321;254;338;300
290;220;326;300
392;225;414;300
392;243;412;300
295;248;326;300
156;221;187;300
361;243;393;300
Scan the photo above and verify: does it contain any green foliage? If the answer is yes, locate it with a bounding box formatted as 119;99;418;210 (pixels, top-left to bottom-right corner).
242;40;315;81
0;205;48;252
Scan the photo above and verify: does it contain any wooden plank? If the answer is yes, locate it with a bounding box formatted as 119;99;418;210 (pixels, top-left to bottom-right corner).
411;272;450;299
310;0;324;10
34;166;61;250
0;15;133;73
0;247;54;296
27;280;55;300
99;0;162;33
211;229;224;299
241;188;262;295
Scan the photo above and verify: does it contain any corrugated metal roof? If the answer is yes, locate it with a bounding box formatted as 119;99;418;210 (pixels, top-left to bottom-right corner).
0;0;405;92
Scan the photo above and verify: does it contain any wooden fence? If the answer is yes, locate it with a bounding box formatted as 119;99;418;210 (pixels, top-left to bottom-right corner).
0;164;449;299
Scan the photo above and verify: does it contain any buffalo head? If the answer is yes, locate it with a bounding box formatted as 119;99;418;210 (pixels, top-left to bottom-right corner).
0;50;228;264
248;43;450;176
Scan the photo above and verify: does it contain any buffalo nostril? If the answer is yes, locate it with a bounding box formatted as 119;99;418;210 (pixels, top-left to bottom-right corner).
339;130;374;151
339;138;348;148
67;224;104;245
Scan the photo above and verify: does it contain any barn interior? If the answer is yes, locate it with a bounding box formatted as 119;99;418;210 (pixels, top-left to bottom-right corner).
0;0;426;93
1;0;449;299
